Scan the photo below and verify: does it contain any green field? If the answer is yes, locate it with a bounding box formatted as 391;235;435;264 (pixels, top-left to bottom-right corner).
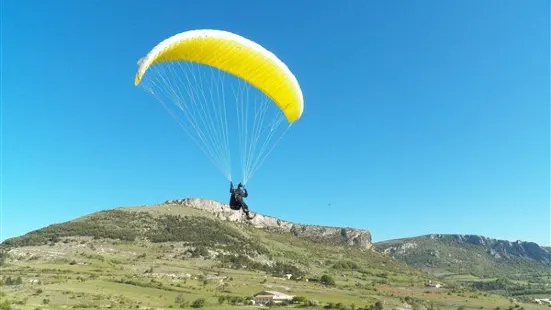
2;238;549;309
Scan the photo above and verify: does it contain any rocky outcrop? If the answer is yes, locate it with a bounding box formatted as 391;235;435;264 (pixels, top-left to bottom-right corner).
382;242;418;256
164;198;373;250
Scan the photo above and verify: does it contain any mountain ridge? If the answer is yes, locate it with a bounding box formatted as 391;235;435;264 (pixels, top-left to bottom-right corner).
156;199;549;252
3;197;548;256
159;198;374;249
0;197;373;254
373;233;551;285
374;234;551;263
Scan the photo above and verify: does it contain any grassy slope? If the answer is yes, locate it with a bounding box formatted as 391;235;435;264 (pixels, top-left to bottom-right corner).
1;205;549;309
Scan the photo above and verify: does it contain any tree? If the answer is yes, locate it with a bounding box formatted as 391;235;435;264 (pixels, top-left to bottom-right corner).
191;298;206;308
321;274;336;286
175;294;185;305
373;301;384;310
292;296;307;304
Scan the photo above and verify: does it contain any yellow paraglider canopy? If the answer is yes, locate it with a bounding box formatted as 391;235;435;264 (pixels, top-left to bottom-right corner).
134;29;303;123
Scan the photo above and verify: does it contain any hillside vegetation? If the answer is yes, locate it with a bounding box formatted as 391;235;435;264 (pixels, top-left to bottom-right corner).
1;200;550;310
375;235;551;302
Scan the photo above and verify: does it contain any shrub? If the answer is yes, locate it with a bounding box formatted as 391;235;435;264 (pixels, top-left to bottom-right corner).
321;274;336;286
191;298;205;308
175;294;185;305
292;296;308;304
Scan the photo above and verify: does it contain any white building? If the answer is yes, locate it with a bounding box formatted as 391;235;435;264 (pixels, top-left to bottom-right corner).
426;280;442;288
254;291;294;305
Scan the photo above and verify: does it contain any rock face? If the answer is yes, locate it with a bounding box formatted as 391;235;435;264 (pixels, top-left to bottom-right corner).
381;242;418;256
165;198;373;250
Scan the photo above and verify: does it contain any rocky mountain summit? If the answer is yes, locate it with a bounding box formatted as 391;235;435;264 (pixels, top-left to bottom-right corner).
164;198;373;250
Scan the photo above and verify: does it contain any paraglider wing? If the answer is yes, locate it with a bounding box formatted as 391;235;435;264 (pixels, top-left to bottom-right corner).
133;29;304;184
134;29;303;123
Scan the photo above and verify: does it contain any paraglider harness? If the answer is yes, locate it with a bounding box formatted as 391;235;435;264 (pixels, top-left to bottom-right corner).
229;182;254;219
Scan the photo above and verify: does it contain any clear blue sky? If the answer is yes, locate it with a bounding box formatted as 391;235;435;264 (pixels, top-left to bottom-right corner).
2;0;549;246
